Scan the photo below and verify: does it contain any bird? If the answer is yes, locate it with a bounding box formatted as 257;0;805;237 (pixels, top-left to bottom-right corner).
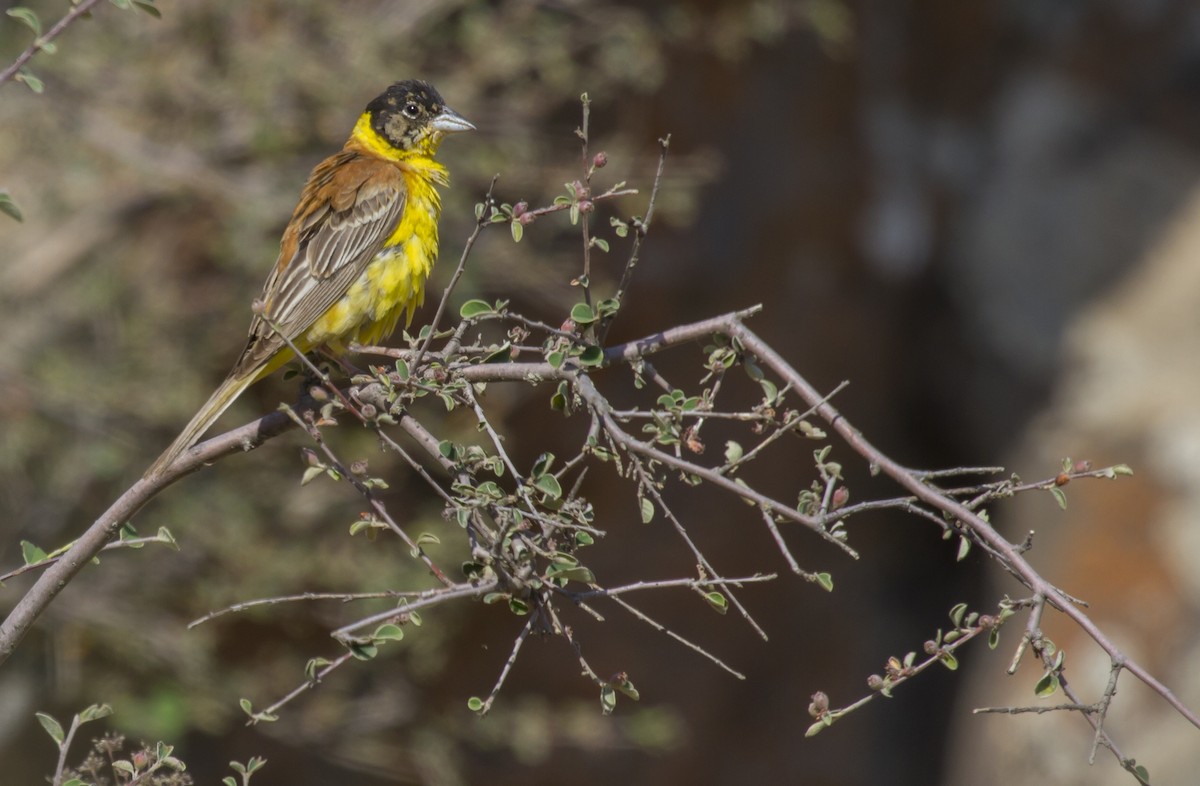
145;80;474;478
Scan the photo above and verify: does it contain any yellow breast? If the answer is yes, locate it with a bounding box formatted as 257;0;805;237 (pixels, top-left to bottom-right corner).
304;162;444;351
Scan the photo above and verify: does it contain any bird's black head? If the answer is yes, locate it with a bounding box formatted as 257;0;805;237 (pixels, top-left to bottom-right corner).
365;80;474;154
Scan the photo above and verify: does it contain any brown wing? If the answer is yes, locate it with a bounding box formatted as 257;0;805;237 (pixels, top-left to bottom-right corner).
233;151;407;376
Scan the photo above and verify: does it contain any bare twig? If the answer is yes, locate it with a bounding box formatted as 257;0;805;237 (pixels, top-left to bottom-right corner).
412;176;499;372
189;590;432;629
478;611;539;715
248;652;355;725
598;135;670;344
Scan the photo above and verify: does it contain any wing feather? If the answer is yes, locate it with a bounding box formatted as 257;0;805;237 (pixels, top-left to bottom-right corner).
233;153;407;376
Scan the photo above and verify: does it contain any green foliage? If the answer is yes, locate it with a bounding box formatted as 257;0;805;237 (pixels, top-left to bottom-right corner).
0;190;23;221
34;704;220;786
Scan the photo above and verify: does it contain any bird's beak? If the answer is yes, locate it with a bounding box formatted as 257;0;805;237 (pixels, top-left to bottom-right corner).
430;107;475;134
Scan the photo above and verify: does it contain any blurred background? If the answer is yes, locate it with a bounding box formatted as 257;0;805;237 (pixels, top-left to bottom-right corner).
3;0;1200;783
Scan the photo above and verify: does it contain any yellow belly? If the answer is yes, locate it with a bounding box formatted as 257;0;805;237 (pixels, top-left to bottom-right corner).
303;182;441;351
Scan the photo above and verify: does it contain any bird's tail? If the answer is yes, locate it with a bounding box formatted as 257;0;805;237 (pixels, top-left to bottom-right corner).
144;372;257;479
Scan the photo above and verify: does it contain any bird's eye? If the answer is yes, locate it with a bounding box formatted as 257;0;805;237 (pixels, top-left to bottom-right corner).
402;102;420;119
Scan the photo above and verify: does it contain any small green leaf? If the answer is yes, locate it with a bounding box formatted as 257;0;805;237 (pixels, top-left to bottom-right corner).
531;452;555;477
1034;672;1059;697
615;678;640;701
21;541;48;566
805;720;827;737
724;440;743;464
78;703;113;723
548;565;595;584
132;0;162;18
467;696;485;712
956;536;971;561
949;602;968;628
575;531;595;546
17;68;43;93
595;297;620;316
592;237;609;253
547;350;565;369
533;474;562;499
569;302;597;324
64;780;87;786
815;572;834;592
987;628;1001;650
550;385;568;410
508;598;530;616
35;712;64;745
300;466;324;485
305;657;332;680
156;527;179;550
112;761;136;775
459;299;494;319
1133;764;1151;784
0;192;23;223
1049;486;1067;510
372;623;405;642
938;651;959;671
577;346;604;367
600;684;617;715
704;591;728;614
6;8;42;35
348;641;379;660
394;358;410;380
639;496;654;523
1110;463;1134;476
483;341;512;363
510;219;523;243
